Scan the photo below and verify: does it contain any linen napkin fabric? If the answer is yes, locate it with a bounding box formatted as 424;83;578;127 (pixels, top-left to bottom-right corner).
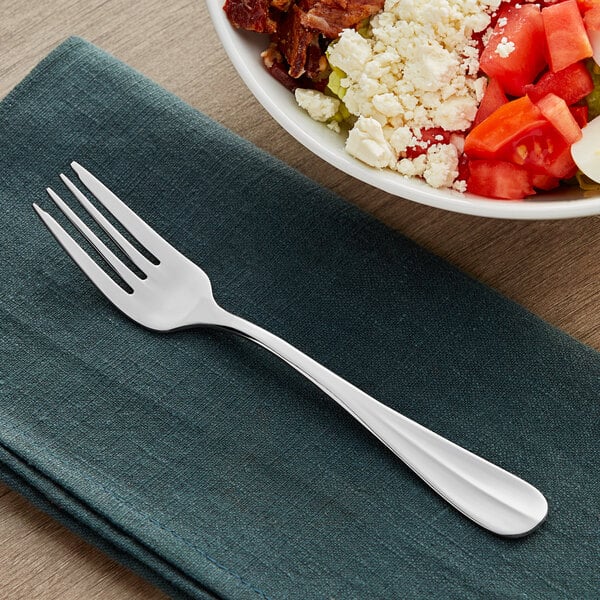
0;37;599;599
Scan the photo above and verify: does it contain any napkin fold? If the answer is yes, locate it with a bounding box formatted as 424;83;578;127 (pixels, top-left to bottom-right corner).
0;37;599;599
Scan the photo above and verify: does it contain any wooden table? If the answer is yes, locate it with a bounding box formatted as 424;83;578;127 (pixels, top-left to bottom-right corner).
1;0;599;597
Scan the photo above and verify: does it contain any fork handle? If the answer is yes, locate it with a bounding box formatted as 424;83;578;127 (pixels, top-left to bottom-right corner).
215;309;547;537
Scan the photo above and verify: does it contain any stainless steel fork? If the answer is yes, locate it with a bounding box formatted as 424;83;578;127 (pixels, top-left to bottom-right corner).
33;162;548;537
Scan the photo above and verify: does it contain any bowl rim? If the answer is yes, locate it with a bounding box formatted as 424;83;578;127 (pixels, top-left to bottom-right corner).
207;1;600;220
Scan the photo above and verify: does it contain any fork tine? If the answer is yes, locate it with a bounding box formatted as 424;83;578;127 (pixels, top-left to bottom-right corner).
60;174;156;275
46;187;141;291
33;203;134;309
71;162;174;261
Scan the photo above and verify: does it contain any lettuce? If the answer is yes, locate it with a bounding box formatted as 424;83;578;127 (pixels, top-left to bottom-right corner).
585;59;600;120
326;66;347;99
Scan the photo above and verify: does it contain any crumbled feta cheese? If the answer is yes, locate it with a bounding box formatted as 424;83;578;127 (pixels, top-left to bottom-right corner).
397;154;428;177
389;126;416;153
372;92;404;117
453;179;468;193
323;0;507;190
326;29;372;79
481;26;495;47
327;120;341;133
462;44;481;76
294;89;340;122
433;95;478;131
495;36;516;58
423;143;459;189
345;116;396;168
473;76;487;103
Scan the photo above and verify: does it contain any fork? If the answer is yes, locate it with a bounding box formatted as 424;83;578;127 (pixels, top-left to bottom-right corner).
33;162;548;537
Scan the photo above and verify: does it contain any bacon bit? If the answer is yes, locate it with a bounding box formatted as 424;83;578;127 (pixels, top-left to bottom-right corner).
224;0;385;83
274;5;318;78
271;0;293;10
299;0;384;38
260;43;283;68
266;61;303;91
223;0;277;34
265;59;326;91
305;42;327;79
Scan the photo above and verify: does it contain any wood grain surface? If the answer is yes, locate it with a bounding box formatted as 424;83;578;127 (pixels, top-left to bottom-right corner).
1;0;599;598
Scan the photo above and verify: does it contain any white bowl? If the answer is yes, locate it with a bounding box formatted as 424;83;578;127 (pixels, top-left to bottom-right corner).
207;1;600;219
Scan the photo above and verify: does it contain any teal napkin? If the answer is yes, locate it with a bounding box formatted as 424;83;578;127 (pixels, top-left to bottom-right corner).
1;37;598;599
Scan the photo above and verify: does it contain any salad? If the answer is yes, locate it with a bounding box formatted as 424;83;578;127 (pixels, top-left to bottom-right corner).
224;0;600;200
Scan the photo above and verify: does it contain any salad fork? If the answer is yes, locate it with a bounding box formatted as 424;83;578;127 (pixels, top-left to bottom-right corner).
33;162;548;537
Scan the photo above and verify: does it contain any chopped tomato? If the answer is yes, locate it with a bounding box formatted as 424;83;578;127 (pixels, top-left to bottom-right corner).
474;78;508;126
583;4;600;25
465;96;578;180
523;62;594;106
464;96;547;158
457;154;470;183
479;4;547;96
570;103;589;127
467;160;535;199
504;123;578;179
535;93;583;144
542;0;593;72
583;8;600;75
531;173;561;191
577;0;600;13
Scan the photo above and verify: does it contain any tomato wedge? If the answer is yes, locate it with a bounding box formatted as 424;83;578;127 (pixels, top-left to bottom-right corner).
464;96;547;157
535;93;583;144
464;95;578;180
502;123;578;179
